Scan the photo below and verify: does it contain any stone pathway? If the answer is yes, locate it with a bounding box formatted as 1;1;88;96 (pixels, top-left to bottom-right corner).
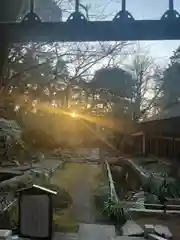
53;232;78;240
71;169;95;223
78;224;116;240
51;163;101;223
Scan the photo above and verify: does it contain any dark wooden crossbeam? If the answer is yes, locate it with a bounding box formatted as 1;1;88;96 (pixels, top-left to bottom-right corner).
1;19;180;42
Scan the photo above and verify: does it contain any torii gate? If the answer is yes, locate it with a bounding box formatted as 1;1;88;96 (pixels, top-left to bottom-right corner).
0;0;180;80
1;0;180;42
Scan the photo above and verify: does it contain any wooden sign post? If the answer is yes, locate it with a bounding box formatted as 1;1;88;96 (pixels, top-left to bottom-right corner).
18;184;57;240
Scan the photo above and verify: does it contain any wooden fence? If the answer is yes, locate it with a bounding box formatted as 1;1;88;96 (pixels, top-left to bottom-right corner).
104;160;180;214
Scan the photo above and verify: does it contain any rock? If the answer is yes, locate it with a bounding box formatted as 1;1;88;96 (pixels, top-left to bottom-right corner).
145;194;160;209
148;234;167;240
113;166;122;173
144;224;154;237
145;193;159;203
154;225;172;239
130;191;146;209
134;197;145;209
0;230;12;240
133;191;145;198
121;220;144;236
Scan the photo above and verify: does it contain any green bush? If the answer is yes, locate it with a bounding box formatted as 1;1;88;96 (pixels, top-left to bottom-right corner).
22;129;61;151
171;180;180;197
53;214;79;232
94;179;131;225
142;174;158;194
0;202;19;230
142;173;180;205
35;182;72;210
94;182;110;209
1;175;32;194
30;172;72;210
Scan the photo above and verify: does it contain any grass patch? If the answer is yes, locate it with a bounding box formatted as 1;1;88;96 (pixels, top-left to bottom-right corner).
53;209;79;232
51;163;101;229
51;163;101;192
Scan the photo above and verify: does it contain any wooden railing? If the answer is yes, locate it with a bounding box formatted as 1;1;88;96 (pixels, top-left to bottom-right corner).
104;160;118;202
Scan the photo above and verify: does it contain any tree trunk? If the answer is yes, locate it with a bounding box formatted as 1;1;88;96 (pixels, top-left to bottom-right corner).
64;84;71;108
134;96;141;119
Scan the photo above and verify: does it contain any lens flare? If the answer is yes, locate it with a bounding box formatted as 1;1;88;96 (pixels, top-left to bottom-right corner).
71;112;76;118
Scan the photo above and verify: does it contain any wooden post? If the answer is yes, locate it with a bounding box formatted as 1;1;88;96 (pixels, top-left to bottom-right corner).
122;0;126;11
169;0;174;11
142;133;146;156
173;137;175;157
0;38;8;92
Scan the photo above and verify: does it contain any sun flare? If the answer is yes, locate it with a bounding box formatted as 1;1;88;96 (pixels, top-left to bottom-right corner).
71;112;76;118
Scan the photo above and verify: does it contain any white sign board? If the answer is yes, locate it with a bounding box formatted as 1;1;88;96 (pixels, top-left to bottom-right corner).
20;195;50;238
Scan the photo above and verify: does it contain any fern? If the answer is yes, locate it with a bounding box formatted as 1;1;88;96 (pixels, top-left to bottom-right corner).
103;197;131;224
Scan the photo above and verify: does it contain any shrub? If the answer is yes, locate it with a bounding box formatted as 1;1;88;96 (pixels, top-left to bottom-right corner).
53;214;79;232
103;197;131;225
171;180;180;197
30;171;72;210
35;181;72;210
94;181;110;209
22;129;60;151
142;174;158;194
143;173;180;206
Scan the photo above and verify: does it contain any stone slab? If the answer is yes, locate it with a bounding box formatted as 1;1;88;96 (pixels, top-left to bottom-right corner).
121;221;144;236
154;225;172;239
0;230;12;240
144;224;154;237
78;224;116;240
53;232;78;240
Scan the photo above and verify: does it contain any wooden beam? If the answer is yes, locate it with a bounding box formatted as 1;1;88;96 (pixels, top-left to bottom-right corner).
1;19;180;42
131;132;143;137
152;136;173;140
129;208;180;214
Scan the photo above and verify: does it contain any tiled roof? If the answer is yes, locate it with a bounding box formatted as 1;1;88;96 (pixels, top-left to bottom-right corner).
142;104;180;123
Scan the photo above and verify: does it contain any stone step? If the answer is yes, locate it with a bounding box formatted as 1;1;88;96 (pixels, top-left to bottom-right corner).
53;232;78;240
78;223;116;240
53;231;146;240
